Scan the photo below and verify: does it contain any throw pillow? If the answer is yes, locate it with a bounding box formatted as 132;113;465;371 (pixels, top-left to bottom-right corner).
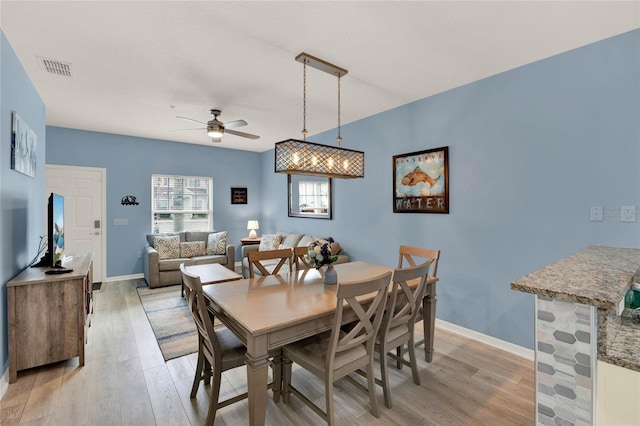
297;235;316;247
180;241;206;258
154;236;180;260
259;234;282;251
279;232;304;248
330;241;343;255
207;231;228;255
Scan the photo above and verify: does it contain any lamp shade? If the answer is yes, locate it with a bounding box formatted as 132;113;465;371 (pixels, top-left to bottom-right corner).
247;220;259;238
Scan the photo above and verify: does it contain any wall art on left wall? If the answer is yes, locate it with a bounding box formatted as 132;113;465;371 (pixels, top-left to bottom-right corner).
11;111;38;178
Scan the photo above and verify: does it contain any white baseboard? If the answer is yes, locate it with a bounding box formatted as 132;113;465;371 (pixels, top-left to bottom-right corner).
102;273;144;283
436;318;534;361
0;368;8;401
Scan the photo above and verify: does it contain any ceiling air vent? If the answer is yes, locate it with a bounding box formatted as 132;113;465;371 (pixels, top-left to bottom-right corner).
37;56;73;77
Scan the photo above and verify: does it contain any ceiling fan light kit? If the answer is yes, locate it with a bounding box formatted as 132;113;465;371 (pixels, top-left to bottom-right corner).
274;52;364;179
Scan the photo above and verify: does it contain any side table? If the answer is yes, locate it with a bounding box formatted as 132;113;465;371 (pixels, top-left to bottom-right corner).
241;237;261;246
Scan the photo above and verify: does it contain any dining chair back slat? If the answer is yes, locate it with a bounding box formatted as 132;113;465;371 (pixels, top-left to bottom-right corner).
247;248;294;278
293;246;313;270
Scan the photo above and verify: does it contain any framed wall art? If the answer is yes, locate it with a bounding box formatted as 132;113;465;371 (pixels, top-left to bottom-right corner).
11;112;38;178
230;187;248;204
393;146;449;213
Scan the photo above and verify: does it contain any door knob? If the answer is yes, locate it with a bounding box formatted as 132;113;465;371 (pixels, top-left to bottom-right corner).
92;232;100;236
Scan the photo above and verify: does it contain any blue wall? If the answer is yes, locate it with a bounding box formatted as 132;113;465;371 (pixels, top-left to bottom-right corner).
261;29;640;348
0;30;47;378
45;128;263;277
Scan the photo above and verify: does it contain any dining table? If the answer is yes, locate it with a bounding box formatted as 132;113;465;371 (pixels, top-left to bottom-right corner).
201;261;438;426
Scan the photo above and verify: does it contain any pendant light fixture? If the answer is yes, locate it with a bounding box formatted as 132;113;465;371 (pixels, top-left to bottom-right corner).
274;52;364;179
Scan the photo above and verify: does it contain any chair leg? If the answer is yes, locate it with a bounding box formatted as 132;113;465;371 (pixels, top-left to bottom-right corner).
380;346;392;409
205;370;222;426
366;354;380;418
326;377;335;426
408;336;421;385
191;351;205;398
396;345;403;370
282;357;292;404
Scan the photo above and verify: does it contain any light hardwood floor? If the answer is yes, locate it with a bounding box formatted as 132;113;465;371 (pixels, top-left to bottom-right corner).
1;279;535;425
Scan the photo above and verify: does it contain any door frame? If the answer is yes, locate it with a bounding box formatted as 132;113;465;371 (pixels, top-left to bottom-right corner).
45;164;107;283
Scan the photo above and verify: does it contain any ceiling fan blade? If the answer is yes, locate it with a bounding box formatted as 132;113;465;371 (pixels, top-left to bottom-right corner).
225;129;260;140
225;119;248;129
169;127;206;132
211;137;222;143
176;115;207;125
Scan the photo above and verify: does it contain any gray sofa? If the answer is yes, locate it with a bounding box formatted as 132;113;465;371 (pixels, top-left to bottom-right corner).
143;231;235;288
241;232;348;278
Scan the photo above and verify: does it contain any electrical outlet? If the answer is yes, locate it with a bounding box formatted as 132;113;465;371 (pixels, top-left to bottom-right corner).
113;218;128;226
137;251;142;259
620;206;636;222
590;206;603;222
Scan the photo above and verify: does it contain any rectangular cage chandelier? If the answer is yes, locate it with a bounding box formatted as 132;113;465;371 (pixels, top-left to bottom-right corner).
275;139;364;178
274;53;365;179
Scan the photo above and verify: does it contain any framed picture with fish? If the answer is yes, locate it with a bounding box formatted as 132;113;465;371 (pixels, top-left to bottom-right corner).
393;146;449;213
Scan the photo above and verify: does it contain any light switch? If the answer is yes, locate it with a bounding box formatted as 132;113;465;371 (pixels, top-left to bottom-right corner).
590;206;603;222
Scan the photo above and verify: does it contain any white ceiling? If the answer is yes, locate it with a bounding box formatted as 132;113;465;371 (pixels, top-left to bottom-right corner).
1;1;638;153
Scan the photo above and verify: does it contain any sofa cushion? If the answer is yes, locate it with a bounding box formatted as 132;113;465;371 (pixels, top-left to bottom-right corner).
278;232;304;248
259;234;282;251
185;231;213;243
193;255;228;265
148;232;182;247
154;235;180;259
180;241;206;258
207;231;228;255
158;257;194;271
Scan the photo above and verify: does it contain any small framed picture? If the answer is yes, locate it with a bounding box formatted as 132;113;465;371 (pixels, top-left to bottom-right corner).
231;187;247;204
393;146;449;213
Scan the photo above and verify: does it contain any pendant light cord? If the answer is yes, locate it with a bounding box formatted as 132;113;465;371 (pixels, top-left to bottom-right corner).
302;61;307;141
337;75;342;146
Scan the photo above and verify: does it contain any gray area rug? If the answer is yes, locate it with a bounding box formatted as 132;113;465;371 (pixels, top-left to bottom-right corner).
137;284;219;361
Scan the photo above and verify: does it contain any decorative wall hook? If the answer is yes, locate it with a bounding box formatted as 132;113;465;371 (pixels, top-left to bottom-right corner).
121;195;139;206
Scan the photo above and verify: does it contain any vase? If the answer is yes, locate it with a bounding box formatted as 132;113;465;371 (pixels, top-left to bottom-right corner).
324;264;337;285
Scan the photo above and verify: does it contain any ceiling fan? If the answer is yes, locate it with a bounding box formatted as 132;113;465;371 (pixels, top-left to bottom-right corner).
172;109;260;143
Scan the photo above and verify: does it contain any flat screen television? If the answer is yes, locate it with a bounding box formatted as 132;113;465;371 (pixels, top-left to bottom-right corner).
31;193;72;273
48;193;65;267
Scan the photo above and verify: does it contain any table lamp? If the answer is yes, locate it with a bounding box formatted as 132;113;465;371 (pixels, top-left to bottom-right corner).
247;220;259;238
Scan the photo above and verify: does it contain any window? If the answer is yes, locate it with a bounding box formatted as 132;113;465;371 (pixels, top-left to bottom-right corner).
152;174;213;233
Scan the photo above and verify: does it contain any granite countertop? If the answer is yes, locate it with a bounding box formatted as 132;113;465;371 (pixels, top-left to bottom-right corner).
511;245;640;309
511;245;640;372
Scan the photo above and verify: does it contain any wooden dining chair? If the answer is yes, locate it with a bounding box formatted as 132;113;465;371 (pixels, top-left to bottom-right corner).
180;264;280;425
397;245;440;363
247;248;293;278
282;271;392;425
293;246;312;270
376;260;432;408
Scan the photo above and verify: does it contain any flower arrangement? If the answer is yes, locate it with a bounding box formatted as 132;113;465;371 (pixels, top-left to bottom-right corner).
307;238;338;269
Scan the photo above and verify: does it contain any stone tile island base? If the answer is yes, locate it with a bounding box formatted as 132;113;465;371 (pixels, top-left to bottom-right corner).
536;296;596;425
512;246;640;426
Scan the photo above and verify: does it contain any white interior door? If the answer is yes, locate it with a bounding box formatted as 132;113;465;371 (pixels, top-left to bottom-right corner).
46;165;105;282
